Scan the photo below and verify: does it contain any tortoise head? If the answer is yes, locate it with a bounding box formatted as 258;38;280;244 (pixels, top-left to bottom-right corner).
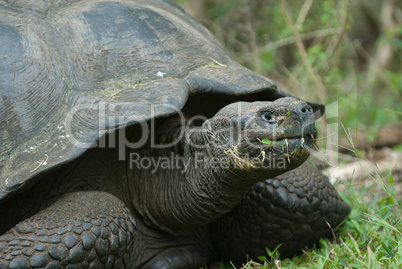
200;97;317;176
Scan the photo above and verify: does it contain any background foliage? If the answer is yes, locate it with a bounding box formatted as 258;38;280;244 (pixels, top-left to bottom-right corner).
175;0;401;137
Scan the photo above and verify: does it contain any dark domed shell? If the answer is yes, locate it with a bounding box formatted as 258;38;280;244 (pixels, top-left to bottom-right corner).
0;0;295;200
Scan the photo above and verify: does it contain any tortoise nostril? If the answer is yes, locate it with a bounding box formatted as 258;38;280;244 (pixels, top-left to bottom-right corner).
299;105;313;115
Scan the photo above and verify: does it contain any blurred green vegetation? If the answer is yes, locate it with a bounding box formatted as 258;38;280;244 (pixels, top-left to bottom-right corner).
175;0;402;137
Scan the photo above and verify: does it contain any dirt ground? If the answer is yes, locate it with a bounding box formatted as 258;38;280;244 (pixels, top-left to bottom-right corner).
324;146;402;202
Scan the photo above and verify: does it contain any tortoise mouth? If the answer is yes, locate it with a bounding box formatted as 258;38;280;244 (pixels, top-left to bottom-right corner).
256;134;313;150
252;128;316;157
229;132;315;169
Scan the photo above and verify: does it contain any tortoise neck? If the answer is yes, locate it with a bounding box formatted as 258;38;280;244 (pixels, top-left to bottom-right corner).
128;123;261;235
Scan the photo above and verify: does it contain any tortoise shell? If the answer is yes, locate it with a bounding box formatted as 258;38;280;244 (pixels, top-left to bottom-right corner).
0;0;319;201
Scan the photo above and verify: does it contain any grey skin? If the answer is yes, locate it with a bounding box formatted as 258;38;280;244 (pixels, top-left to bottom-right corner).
0;0;351;268
0;97;329;268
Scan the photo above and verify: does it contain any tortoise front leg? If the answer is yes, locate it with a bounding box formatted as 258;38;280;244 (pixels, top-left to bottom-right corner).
0;191;136;268
210;162;351;263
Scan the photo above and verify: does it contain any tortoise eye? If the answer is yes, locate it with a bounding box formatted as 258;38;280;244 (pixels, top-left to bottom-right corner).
261;112;276;124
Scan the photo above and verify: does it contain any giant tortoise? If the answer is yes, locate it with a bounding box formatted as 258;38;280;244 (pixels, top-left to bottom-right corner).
0;0;350;268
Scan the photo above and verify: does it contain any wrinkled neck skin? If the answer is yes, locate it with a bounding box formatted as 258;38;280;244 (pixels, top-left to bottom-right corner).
128;118;300;235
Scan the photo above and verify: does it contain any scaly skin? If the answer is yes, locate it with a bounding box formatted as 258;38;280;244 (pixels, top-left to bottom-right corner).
0;192;136;268
0;98;349;268
210;162;351;263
